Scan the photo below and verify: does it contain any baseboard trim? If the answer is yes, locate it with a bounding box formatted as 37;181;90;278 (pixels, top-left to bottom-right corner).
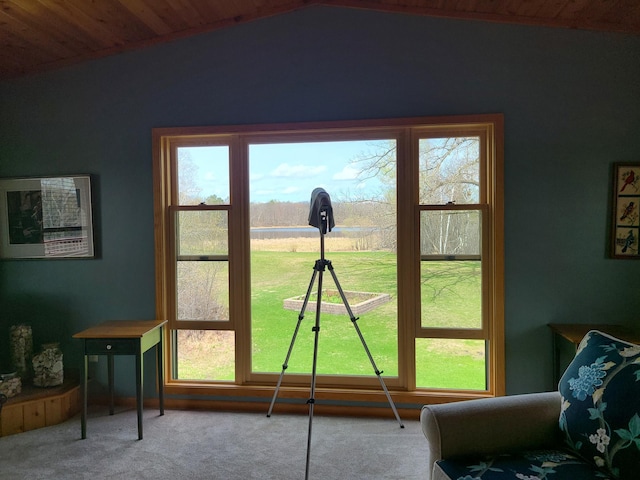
90;394;423;421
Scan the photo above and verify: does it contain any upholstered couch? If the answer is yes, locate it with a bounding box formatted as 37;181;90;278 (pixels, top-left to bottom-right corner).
420;330;640;480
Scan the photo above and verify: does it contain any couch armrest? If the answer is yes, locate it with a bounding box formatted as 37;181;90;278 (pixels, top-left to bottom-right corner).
420;391;561;474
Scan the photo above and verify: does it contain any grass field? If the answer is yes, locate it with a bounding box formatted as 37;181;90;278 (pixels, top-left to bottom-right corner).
177;237;486;390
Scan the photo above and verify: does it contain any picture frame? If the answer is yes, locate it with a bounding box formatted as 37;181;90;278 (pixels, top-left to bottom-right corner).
0;175;95;259
612;163;640;258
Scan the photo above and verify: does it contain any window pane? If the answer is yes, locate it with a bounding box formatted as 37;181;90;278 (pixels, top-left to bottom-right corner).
177;210;228;256
177;261;229;321
249;140;398;378
177;146;229;205
415;338;486;390
420;210;481;329
419;137;479;204
420;260;481;329
174;329;234;381
420;210;480;256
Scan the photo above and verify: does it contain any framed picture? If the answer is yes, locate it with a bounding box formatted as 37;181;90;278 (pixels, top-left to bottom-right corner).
612;164;640;258
0;175;95;259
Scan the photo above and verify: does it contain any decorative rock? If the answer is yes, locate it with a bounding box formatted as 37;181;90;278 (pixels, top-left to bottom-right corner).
32;343;64;387
10;324;33;380
0;376;22;398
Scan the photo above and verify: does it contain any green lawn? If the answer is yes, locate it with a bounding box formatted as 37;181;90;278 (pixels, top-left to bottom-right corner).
176;249;486;389
251;251;398;375
250;250;485;389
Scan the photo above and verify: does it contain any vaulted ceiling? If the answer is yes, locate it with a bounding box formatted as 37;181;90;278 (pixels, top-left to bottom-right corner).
1;0;639;80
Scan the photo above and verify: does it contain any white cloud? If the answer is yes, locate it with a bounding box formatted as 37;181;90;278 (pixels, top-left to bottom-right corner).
271;163;326;177
333;165;359;180
253;185;302;198
281;186;302;195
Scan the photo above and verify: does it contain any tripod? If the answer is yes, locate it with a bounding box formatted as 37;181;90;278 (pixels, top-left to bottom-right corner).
267;210;404;480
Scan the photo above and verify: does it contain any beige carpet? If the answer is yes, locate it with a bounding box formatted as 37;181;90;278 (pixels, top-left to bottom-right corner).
0;407;428;479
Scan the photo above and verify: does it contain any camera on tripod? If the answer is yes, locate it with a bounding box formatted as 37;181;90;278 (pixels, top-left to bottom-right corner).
308;187;335;234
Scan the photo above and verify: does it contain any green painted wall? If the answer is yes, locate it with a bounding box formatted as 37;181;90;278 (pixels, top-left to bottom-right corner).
1;6;639;397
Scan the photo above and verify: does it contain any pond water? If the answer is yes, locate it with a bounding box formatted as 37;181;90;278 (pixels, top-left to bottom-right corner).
250;226;374;239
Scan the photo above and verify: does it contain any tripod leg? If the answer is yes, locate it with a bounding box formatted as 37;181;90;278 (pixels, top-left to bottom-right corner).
305;264;324;480
327;263;404;428
305;396;315;480
267;267;319;418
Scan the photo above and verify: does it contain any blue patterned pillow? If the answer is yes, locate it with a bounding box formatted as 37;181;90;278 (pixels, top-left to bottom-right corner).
559;330;640;479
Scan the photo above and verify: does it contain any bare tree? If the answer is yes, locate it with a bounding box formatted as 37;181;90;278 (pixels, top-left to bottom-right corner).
350;137;482;302
419;137;480;205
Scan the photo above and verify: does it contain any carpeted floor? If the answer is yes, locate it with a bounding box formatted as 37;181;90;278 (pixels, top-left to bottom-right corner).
0;407;428;479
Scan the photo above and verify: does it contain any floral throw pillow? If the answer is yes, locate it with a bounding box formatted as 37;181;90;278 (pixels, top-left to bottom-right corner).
559;330;640;479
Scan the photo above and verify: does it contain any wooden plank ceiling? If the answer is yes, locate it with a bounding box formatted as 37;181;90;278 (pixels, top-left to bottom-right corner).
1;0;639;80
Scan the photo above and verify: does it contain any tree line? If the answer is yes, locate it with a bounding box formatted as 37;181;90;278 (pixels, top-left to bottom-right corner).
249;199;389;228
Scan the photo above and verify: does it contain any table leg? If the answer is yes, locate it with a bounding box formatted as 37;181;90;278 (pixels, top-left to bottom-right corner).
81;354;88;439
108;354;114;415
157;341;164;416
136;349;143;440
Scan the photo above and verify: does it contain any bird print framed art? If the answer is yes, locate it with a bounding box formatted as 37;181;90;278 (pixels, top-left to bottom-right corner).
612;163;640;258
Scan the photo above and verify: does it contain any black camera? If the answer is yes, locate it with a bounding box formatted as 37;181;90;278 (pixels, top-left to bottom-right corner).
308;188;335;234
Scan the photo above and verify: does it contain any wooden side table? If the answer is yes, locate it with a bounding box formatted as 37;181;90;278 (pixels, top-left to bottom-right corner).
73;320;167;439
548;323;640;386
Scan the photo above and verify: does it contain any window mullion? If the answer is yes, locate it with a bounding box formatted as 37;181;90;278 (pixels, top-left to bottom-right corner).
230;135;250;384
397;128;416;390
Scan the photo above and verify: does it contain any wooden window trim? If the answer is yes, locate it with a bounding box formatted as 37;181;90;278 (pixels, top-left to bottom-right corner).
152;114;505;407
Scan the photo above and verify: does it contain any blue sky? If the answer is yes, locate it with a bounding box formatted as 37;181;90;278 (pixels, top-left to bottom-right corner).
187;140;391;203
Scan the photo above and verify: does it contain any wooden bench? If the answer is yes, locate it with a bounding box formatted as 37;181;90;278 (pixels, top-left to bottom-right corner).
0;379;80;437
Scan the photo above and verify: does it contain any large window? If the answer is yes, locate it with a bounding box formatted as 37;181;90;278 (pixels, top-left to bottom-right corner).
153;115;504;404
248;139;398;384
